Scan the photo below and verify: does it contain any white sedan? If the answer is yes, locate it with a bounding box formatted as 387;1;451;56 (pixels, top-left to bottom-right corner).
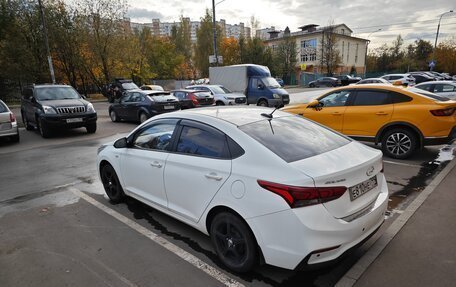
96;106;388;272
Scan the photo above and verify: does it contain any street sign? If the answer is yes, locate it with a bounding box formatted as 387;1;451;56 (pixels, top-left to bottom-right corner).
429;61;436;69
209;55;216;64
300;64;307;71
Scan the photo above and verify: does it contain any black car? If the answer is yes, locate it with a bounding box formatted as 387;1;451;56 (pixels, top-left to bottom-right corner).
109;90;180;123
308;77;341;87
337;75;362;86
171;89;214;109
103;78;141;103
408;72;436;84
21;84;97;138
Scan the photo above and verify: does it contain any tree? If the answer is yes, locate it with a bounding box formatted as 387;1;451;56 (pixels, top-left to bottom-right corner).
320;24;341;76
194;9;221;77
220;37;240;65
435;38;456;74
274;31;298;83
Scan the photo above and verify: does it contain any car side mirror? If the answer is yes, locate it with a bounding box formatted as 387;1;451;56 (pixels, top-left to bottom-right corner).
114;137;129;149
306;99;321;108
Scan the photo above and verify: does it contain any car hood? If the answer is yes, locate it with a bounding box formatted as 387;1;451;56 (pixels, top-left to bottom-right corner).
269;87;288;95
38;99;88;107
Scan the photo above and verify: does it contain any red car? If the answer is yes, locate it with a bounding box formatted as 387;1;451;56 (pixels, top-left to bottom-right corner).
171;89;214;109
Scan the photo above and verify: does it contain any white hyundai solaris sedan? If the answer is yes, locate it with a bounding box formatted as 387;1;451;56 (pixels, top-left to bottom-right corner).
96;106;388;272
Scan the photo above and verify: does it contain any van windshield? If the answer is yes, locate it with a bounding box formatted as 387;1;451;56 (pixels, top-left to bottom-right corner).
262;77;281;89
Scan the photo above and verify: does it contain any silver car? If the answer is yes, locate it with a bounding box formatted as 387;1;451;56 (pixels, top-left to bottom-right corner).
0;100;19;142
186;84;247;106
415;81;456;100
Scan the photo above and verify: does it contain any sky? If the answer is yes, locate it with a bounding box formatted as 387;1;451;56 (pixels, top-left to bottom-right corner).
127;0;456;49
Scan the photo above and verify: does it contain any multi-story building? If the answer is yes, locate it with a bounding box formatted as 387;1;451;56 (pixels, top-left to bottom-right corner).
127;18;250;42
262;24;368;83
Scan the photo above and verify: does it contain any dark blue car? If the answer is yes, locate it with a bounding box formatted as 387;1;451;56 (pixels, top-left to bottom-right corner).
109;90;180;123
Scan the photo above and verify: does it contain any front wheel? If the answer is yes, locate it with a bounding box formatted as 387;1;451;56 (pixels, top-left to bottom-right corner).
139;112;148;123
215;101;225;106
86;123;97;133
110;110;119;122
257;99;268;107
210;212;257;273
381;128;417;159
38;118;51;138
22;112;34;130
101;164;125;203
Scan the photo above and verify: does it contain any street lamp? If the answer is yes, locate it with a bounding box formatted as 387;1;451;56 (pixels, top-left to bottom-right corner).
38;0;56;84
431;10;453;71
211;0;226;66
363;28;381;78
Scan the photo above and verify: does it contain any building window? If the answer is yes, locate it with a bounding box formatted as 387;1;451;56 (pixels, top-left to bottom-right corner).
341;29;345;35
355;43;359;63
300;39;317;63
342;41;345;59
300;39;317;49
347;42;350;62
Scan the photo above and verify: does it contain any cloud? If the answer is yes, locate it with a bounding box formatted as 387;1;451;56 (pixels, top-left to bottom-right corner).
127;7;163;22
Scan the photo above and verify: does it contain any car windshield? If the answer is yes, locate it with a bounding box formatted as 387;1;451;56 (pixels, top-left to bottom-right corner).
408;87;451;101
148;92;171;97
219;86;232;93
122;82;139;90
208;86;227;94
262;77;281;88
239;116;351;163
35;87;80;101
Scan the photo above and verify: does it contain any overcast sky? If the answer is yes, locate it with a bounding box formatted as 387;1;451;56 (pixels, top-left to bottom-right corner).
127;0;455;49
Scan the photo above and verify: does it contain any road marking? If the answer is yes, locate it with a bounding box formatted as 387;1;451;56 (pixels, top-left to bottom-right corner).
73;190;244;287
383;160;421;168
336;157;456;287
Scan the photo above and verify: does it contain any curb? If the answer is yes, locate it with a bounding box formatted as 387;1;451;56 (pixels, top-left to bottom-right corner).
335;156;456;287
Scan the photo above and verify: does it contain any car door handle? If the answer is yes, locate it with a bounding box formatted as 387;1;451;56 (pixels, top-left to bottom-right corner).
376;112;388;115
332;112;342;116
150;161;163;168
205;172;223;181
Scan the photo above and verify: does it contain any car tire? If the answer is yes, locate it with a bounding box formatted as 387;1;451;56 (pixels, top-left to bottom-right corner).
210;212;257;273
216;101;225;106
309;83;315;88
101;164;125;204
22;112;34;131
381;128;417;159
86;123;97;134
38;117;51;138
257;99;268;107
139;112;148;123
110;110;119;122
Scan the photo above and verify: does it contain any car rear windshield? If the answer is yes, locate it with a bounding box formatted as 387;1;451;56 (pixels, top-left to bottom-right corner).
408;87;451;101
121;82;139;90
239;116;351;163
147;92;171;97
35;87;80;101
0;101;7;113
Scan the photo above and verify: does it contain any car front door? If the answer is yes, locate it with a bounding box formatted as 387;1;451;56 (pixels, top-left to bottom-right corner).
342;89;393;137
120;119;178;208
164;120;232;222
302;90;353;132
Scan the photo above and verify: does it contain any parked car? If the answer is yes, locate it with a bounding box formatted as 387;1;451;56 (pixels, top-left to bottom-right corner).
140;85;164;91
356;78;390;85
308;77;341;87
275;77;284;87
97;106;388;272
0;99;19;142
171;89;214;109
408;72;435;84
337;75;361;86
186;84;247;106
109;90;180;123
103;78;141;103
380;74;416;86
21;84;97;138
428;71;453;80
415;81;456;99
282;84;456;159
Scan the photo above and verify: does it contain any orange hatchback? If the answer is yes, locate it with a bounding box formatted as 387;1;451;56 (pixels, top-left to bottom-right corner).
282;84;456;159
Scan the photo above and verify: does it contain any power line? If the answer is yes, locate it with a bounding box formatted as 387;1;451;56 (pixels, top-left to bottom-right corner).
356;22;456;35
352;16;456;30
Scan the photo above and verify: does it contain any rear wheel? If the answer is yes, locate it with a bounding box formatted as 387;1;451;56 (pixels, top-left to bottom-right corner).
101;164;125;203
210;212;257;273
257;99;268;107
381;128;417;159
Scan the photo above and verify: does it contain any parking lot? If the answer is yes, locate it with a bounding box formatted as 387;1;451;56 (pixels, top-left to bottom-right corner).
1;92;455;287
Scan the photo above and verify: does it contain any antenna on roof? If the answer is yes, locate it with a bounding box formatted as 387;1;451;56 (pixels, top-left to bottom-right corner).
261;107;279;119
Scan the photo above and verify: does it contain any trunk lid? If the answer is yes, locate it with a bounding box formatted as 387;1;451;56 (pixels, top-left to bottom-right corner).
290;141;384;218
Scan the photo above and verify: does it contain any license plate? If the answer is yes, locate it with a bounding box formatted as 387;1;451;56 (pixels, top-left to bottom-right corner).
66;118;83;123
0;123;12;130
164;105;174;110
349;176;378;201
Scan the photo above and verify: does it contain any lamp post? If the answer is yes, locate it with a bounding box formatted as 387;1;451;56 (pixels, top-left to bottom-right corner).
38;0;56;84
211;0;226;66
431;10;453;71
363;28;381;79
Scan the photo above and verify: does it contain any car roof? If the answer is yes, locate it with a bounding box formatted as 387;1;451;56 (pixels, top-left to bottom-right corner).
171;89;208;93
416;81;456;85
32;84;72;89
164;106;292;127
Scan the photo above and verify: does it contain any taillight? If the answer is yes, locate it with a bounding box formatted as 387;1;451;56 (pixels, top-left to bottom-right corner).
430;108;455;116
257;180;347;208
190;94;199;105
10;112;16;123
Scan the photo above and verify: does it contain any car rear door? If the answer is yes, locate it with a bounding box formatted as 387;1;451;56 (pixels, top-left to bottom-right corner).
342;89;393;137
164;120;232;223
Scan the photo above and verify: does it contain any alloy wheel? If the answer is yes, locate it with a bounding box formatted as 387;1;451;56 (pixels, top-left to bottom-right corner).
213;219;248;266
385;132;412;156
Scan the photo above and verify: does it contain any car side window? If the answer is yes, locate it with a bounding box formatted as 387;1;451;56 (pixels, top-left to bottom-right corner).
176;125;228;159
132;120;178;151
442;85;455;92
390;92;413;104
131;93;142;102
120;94;132;103
174;92;185;100
319;90;352;107
418;84;432;91
0;102;6;113
353;90;391;106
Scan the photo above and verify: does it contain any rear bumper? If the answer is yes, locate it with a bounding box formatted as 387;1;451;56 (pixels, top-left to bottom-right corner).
41;113;97;129
0;124;19;137
423;126;456;145
247;174;389;270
